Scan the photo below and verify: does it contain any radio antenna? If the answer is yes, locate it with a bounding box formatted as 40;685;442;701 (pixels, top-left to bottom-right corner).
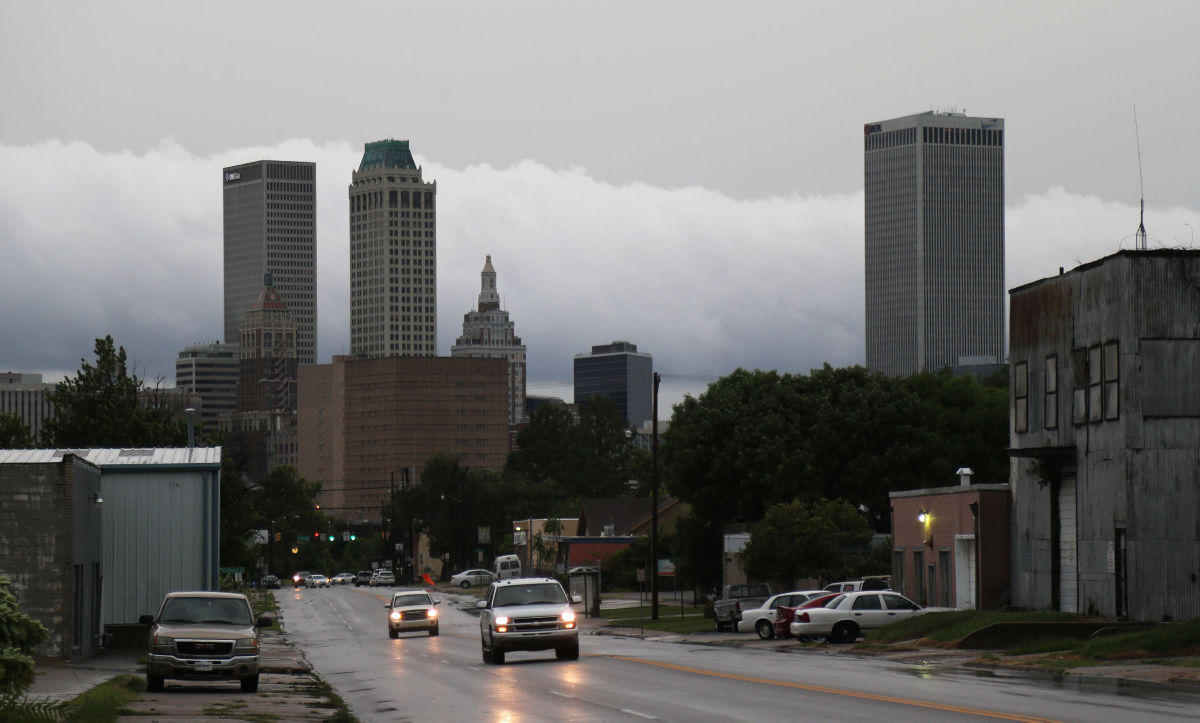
1134;105;1147;251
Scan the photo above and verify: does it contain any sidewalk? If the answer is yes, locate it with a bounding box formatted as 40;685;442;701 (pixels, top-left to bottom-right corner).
27;649;143;702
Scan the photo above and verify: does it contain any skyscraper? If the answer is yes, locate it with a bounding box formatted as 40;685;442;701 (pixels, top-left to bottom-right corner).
175;342;238;430
451;256;527;424
349;139;437;358
864;111;1005;376
574;341;653;428
222;160;317;365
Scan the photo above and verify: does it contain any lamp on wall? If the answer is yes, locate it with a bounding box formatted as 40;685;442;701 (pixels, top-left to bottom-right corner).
918;508;933;547
92;492;104;505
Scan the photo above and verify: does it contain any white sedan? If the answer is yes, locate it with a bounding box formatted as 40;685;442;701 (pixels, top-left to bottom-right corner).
735;590;826;639
789;590;928;643
449;569;496;588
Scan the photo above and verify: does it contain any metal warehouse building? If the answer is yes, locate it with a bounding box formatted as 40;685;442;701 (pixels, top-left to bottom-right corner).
0;447;221;659
1008;250;1200;622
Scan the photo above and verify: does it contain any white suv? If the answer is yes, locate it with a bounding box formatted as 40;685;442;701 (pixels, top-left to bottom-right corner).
477;578;582;664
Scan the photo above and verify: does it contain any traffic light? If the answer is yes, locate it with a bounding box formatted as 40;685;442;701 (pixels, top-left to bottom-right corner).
313;532;320;539
327;534;335;542
349;532;357;541
274;532;282;542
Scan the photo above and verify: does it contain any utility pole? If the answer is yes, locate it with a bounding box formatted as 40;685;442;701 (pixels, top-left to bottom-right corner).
651;371;660;620
389;471;396;577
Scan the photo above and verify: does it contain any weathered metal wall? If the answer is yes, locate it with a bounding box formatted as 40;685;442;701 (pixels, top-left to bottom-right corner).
1010;251;1200;621
101;468;219;624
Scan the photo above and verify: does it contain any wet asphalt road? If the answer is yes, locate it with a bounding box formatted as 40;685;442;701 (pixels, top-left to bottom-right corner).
276;585;1200;722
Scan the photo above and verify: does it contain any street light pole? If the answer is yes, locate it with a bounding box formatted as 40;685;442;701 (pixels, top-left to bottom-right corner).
651;371;660;621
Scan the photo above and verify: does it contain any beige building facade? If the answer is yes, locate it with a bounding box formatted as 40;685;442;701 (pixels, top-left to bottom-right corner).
297;355;510;522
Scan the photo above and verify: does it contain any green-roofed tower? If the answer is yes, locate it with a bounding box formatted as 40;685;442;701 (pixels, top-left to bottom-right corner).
349;139;437;358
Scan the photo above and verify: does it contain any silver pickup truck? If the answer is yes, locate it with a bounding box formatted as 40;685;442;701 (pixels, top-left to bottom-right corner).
711;582;773;631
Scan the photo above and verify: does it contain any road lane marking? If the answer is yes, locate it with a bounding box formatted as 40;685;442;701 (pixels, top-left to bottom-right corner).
551;691;572;698
608;657;1057;722
619;709;656;719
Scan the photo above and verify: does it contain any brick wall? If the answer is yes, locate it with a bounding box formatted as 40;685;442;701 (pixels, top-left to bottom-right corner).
0;461;74;657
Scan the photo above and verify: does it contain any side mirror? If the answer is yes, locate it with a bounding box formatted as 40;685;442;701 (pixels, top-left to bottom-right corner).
434;600;441;605
571;595;583;604
476;600;487;609
139;614;155;625
384;602;392;608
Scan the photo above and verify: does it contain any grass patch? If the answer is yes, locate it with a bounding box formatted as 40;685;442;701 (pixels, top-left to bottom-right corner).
248;590;282;633
1006;637;1082;655
1075;618;1200;660
864;610;1077;645
598;604;715;634
60;674;141;722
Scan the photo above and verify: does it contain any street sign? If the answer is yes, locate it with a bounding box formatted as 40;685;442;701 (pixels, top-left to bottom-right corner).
513;531;527;546
657;559;676;576
478;526;491;544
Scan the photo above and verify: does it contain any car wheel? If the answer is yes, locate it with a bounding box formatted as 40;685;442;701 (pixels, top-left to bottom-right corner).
556;641;580;660
240;674;259;693
756;619;775;640
146;674;164;692
714;618;724;632
831;622;858;644
430;625;439;637
481;646;491;664
388;627;398;639
460;580;471;588
492;647;505;664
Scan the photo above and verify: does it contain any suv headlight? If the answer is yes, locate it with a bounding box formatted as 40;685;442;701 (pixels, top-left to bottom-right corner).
233;638;260;653
390;610;402;621
560;609;576;629
494;615;509;632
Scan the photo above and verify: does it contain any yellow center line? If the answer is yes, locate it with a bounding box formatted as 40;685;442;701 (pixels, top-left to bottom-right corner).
608;656;1059;723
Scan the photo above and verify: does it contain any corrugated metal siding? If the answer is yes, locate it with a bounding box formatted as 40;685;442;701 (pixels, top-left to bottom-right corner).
101;469;218;624
0;448;221;467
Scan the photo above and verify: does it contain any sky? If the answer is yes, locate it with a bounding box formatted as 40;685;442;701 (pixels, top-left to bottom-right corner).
2;1;1198;411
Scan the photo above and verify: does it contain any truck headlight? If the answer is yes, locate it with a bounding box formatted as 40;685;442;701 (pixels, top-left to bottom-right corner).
560;609;576;628
233;638;260;653
150;635;174;653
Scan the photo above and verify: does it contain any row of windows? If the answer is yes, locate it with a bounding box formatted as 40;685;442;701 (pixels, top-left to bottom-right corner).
1013;341;1119;433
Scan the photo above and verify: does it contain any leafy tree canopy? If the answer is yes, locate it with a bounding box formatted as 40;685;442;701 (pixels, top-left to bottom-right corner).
41;335;188;448
742;498;874;585
0;575;49;702
0;413;34;449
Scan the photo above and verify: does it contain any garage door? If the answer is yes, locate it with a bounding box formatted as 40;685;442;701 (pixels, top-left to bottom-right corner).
1058;477;1078;613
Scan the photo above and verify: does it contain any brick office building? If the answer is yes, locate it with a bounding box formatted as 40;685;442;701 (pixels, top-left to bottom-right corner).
297;355;509;524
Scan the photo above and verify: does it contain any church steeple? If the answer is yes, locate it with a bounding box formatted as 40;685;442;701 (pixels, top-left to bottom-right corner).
478;255;500;312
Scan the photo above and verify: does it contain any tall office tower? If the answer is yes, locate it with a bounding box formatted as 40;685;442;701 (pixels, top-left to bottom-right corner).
175;342;239;430
864;111;1005;376
223;160;317;365
451;256;527;424
349;139;437;358
574;341;653;428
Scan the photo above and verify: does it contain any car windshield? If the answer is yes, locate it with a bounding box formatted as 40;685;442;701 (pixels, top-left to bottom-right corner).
494;583;567;607
393;594;432;607
160;597;253;625
825;594;846;608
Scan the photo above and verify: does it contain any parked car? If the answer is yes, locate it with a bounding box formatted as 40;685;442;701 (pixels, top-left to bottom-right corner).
450;568;495;588
735;590;826;639
292;571;311;588
355;570;374;586
259;574;280;590
306;574;330;588
712;583;773;631
477;577;582;664
140;591;272;692
386;590;440;638
332;572;356;585
373;570;396;587
774;593;840;639
789;590;928;644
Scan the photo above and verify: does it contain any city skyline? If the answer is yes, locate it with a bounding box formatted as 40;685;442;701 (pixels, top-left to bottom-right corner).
2;3;1198;411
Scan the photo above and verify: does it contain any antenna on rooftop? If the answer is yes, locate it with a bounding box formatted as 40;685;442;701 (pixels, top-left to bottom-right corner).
1134;105;1148;251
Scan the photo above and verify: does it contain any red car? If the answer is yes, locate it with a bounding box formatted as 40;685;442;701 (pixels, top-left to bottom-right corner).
774;593;839;638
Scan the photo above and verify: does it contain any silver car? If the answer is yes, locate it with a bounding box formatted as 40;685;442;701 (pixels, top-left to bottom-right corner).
477;577;582;664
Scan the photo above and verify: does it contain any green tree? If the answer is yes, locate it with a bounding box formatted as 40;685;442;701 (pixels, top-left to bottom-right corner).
413;454;513;577
220;462;327;575
741;498;874;585
0;575;61;720
41;335;188;448
662;365;1007;587
506;396;639;512
0;413;34;449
